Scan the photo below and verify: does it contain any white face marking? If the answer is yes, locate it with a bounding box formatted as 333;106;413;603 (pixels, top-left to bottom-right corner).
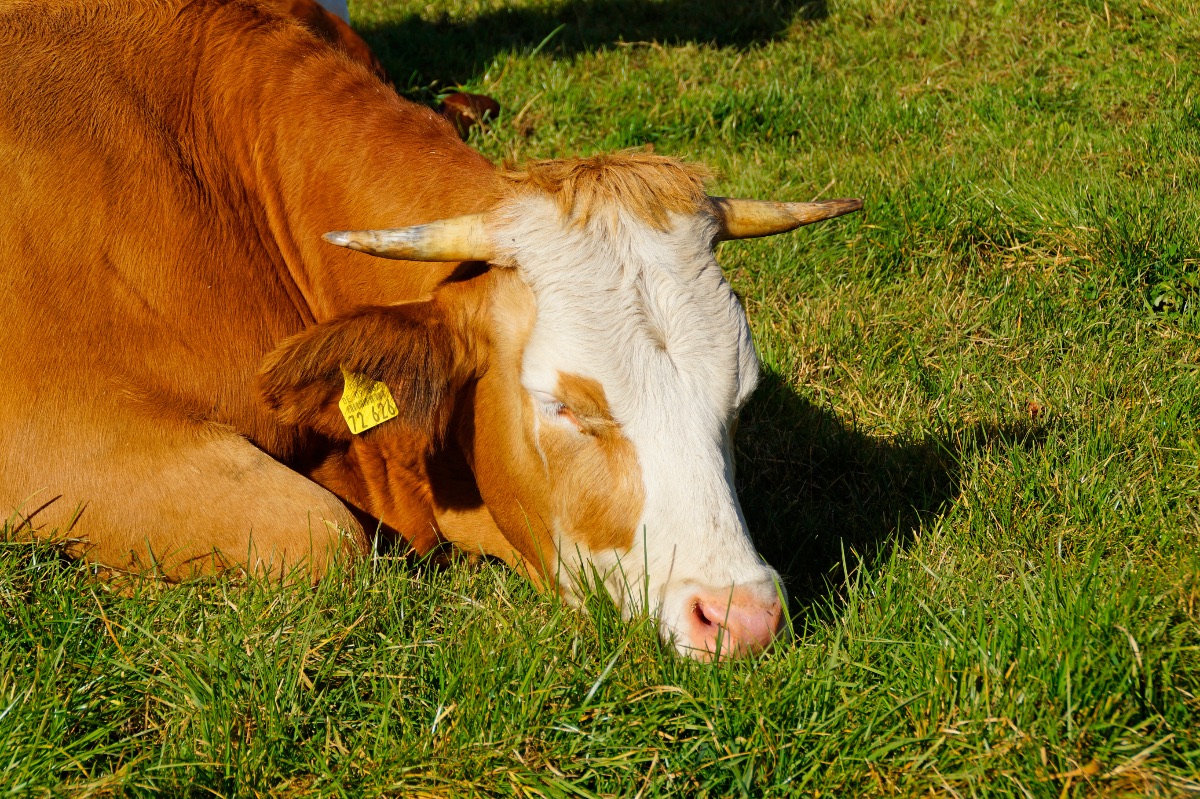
491;194;782;655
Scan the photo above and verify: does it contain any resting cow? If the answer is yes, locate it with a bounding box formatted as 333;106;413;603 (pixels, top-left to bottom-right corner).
0;0;860;659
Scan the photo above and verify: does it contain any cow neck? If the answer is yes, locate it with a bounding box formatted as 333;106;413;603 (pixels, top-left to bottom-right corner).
199;6;503;321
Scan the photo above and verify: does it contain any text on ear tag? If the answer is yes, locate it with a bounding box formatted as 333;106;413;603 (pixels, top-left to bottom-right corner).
339;367;399;435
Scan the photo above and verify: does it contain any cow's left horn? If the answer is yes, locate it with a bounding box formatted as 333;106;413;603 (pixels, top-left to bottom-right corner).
323;213;494;262
711;197;863;241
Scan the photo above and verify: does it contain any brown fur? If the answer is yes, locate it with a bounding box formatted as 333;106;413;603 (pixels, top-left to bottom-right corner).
259;0;387;80
452;273;561;573
545;374;643;552
500;152;712;230
0;0;497;576
0;0;654;585
258;301;471;443
438;277;643;565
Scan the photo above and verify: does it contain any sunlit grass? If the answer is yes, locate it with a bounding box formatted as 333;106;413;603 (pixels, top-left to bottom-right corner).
4;0;1199;795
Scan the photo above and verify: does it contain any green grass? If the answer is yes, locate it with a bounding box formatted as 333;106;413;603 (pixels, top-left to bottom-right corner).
5;0;1200;795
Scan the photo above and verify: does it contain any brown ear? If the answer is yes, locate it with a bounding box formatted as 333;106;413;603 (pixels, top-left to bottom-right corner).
258;301;472;442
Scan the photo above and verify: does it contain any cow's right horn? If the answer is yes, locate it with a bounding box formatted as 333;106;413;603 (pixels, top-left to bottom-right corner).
712;197;863;241
323;213;494;262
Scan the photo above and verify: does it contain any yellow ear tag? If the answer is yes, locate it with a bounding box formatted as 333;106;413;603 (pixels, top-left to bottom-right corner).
338;366;399;435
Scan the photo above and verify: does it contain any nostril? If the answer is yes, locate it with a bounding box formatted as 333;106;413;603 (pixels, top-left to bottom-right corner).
686;589;783;659
691;600;717;629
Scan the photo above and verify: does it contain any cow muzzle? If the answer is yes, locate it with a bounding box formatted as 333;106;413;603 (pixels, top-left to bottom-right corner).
661;576;787;661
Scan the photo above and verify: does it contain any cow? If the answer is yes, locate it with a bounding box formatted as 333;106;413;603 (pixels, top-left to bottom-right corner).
0;0;860;660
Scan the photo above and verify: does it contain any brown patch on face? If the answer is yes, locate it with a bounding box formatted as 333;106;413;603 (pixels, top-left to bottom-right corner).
462;273;560;575
554;372;615;434
539;373;643;553
460;274;645;583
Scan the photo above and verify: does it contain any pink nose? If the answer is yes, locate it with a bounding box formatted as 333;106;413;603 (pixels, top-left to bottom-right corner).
687;587;784;660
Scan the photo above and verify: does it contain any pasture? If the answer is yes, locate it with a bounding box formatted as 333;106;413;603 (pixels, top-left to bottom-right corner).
3;0;1198;794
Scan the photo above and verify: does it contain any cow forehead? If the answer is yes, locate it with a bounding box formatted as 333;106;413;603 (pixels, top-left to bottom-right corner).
493;194;758;423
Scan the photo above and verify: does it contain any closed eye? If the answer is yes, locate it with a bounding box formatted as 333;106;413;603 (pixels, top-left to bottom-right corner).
531;391;580;427
533;375;616;436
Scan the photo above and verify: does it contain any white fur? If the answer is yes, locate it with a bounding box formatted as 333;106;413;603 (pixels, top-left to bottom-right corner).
492;195;782;654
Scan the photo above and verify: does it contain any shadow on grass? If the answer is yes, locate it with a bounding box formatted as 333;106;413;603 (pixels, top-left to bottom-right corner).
359;0;828;95
737;370;1047;614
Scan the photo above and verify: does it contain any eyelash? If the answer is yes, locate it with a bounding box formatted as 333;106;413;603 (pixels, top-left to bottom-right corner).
532;392;579;426
538;397;566;417
532;390;562;414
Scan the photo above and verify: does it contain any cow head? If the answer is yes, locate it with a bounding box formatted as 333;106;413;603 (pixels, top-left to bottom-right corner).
274;154;860;660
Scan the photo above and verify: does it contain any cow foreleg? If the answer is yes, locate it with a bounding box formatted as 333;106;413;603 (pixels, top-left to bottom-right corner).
3;424;367;582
